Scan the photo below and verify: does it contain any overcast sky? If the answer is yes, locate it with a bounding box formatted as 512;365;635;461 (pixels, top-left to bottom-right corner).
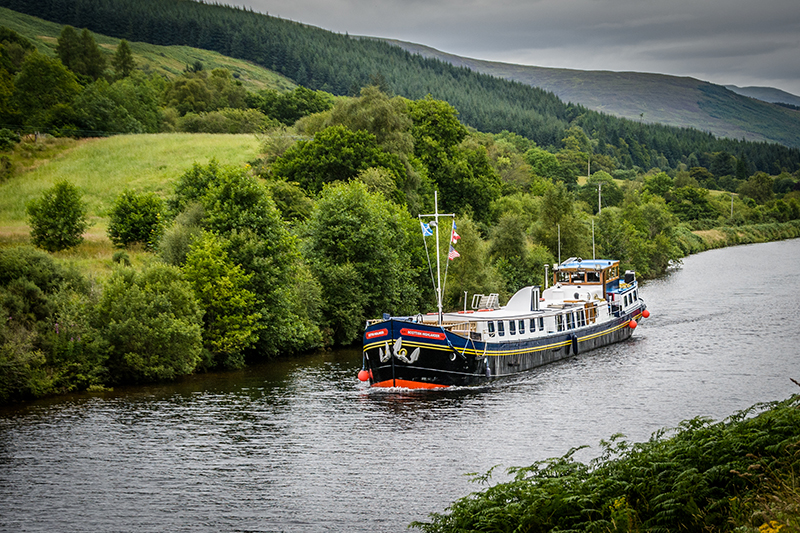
231;0;800;97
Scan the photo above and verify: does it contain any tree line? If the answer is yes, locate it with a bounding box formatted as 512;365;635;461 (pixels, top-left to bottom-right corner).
3;82;800;403
1;0;800;175
0;24;335;142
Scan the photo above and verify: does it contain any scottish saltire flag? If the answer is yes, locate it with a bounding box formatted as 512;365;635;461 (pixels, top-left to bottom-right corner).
448;245;460;260
420;221;433;237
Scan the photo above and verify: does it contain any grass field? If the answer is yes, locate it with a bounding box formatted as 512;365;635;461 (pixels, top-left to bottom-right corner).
0;133;261;244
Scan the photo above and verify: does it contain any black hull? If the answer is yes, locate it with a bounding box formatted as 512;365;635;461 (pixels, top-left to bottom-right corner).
362;305;645;388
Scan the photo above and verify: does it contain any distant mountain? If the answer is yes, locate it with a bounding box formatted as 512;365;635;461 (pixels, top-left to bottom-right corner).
383;39;800;148
725;85;800;107
3;0;800;172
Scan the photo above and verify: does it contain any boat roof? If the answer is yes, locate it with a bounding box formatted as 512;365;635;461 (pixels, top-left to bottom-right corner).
556;258;618;270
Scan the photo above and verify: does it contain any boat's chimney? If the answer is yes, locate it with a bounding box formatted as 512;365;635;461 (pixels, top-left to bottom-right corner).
531;287;540;311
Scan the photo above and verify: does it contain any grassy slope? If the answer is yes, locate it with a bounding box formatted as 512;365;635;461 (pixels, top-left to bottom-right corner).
383;39;800;148
0;133;260;235
0;133;260;275
0;6;295;92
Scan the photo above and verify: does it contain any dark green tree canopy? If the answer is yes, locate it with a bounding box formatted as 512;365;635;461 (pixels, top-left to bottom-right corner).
97;263;203;383
56;26;106;80
249;85;333;125
112;39;135;79
303;180;421;344
107;190;164;249
271;124;406;194
26;180;89;252
13;52;81;130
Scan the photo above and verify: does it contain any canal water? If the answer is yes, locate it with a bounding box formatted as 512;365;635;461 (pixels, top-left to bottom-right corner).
1;239;799;532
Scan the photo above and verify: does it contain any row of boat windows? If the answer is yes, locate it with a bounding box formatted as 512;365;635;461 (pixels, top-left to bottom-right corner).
487;317;545;337
486;308;593;337
555;309;587;332
622;290;638;307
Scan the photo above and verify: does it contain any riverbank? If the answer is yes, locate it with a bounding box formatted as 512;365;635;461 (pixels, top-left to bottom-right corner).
684;220;800;254
412;390;800;533
3;239;800;531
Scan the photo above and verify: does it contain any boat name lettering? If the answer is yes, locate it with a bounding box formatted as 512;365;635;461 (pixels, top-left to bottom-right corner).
366;329;388;339
400;328;446;340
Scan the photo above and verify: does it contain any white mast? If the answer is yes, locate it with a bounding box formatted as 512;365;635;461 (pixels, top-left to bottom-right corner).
434;191;443;324
419;192;454;326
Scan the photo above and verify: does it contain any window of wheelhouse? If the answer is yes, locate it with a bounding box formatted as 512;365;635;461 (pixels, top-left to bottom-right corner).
529;318;536;332
487;321;495;336
509;320;516;335
518;320;525;334
497;321;505;336
538;317;544;330
586;271;601;283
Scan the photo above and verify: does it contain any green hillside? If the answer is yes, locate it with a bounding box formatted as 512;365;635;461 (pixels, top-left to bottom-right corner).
3;0;799;175
384;39;800;149
0;133;259;237
0;6;295;92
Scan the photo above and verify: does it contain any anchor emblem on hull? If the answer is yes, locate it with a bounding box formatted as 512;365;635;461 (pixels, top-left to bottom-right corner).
379;337;421;364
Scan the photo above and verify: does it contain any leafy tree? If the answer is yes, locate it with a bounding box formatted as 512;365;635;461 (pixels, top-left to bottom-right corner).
107;190;164;249
643;172;674;197
408;96;467;171
162;68;247;116
690;166;717;189
304;181;421;344
738;172;774;204
26;180;89;252
96;264;203;383
13;52;81;131
249;85;334;125
437;141;502;224
578;171;623;214
323;86;413;154
183;231;261;369
105;73;162;133
72;78;145;134
0;27;35;74
0;246;107;401
525;146;561;180
271;124;406;194
489;212;553;295
668;186;719;221
112;39;135;79
267;180;314;222
533;181;589;260
168;161;321;356
159;202;205;266
56;26;106;80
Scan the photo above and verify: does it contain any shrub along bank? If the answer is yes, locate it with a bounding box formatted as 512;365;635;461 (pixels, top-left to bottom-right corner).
411;393;800;533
